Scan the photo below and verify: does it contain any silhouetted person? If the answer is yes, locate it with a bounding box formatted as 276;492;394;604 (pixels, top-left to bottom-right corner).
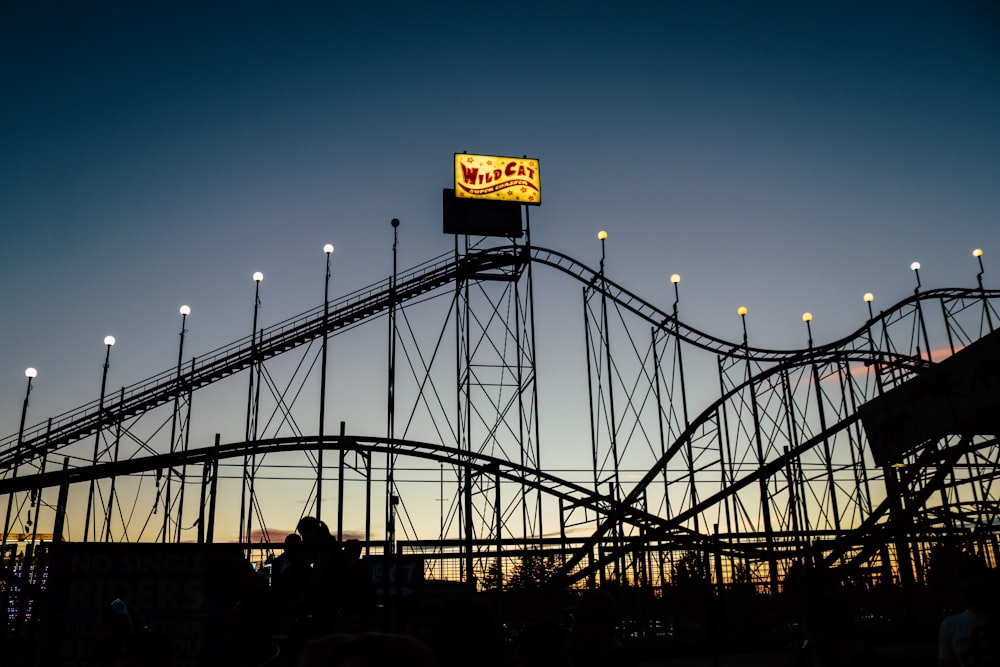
295;517;345;638
335;539;369;630
271;533;313;608
938;555;999;667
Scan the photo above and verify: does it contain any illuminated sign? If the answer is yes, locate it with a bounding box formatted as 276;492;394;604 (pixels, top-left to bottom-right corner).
454;153;541;205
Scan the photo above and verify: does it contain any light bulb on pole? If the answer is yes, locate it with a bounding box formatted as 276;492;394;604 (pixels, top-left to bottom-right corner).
910;261;922;290
597;231;608;274
864;292;875;321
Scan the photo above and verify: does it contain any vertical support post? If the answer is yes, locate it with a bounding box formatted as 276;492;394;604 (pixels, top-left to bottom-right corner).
84;337;114;543
198;457;208;545
241;272;263;552
804;316;841;532
3;368;35;546
52;458;70;543
337;421;346;542
364;451;372;557
164;306;189;542
716;357;735;539
104;387;125;542
175;358;196;543
494;466;502;589
319;244;334;521
386;220;399;556
974;249;994;332
523;206;545;544
207;433;220;544
739;309;779;593
651;328;672;520
670;275;697;531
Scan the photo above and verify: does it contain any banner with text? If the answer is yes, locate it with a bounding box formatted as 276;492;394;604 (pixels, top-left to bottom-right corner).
454;154;541;205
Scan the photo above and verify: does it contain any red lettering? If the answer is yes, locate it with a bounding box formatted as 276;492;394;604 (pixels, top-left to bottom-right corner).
460;164;479;184
493;169;502;181
505;161;517;176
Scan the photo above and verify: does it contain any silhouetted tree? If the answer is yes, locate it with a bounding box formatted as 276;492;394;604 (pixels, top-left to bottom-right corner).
481;560;503;591
671;550;710;586
507;553;563;590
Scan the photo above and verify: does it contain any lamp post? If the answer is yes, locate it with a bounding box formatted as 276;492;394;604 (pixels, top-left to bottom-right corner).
84;336;115;542
863;292;885;393
598;230;608;274
594;229;622;582
668;273;696;531
241;272;263;549
2;368;36;546
974;249;993;332
318;244;333;522
802;311;841;531
162;305;190;543
910;262;932;362
736;305;779;591
387;219;399;555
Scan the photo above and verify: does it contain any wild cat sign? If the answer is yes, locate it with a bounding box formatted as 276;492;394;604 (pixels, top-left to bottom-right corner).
454;153;541;205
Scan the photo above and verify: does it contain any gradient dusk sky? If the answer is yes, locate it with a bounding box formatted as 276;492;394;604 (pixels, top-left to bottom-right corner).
1;2;998;540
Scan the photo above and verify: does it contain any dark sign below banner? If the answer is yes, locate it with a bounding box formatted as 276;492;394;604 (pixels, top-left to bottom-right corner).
442;189;523;238
39;542;252;667
860;328;1000;466
365;555;424;598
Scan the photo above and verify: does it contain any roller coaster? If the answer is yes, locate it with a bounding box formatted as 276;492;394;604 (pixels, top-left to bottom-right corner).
2;234;999;594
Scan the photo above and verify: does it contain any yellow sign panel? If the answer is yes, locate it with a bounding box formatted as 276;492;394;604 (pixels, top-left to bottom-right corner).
454;154;541;205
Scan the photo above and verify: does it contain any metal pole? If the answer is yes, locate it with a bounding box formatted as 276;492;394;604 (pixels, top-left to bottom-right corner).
319;245;334;521
912;264;933;363
104;387;125;541
84;338;114;543
386;219;399;555
673;277;697;532
3;369;35;546
975;249;994;332
740;310;779;593
524;204;544;544
207;433;221;544
175;358;196;543
241;274;262;548
28;420;51;551
163;307;189;542
337;421;346;542
805;316;841;532
53;458;70;543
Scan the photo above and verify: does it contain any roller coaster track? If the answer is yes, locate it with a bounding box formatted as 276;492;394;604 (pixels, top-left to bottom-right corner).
3;239;1000;593
3;244;998;472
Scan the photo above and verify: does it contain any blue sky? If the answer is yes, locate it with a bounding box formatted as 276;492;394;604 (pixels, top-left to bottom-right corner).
2;1;998;541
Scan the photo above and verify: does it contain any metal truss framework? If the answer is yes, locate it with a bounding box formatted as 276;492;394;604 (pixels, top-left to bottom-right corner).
2;238;1000;593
